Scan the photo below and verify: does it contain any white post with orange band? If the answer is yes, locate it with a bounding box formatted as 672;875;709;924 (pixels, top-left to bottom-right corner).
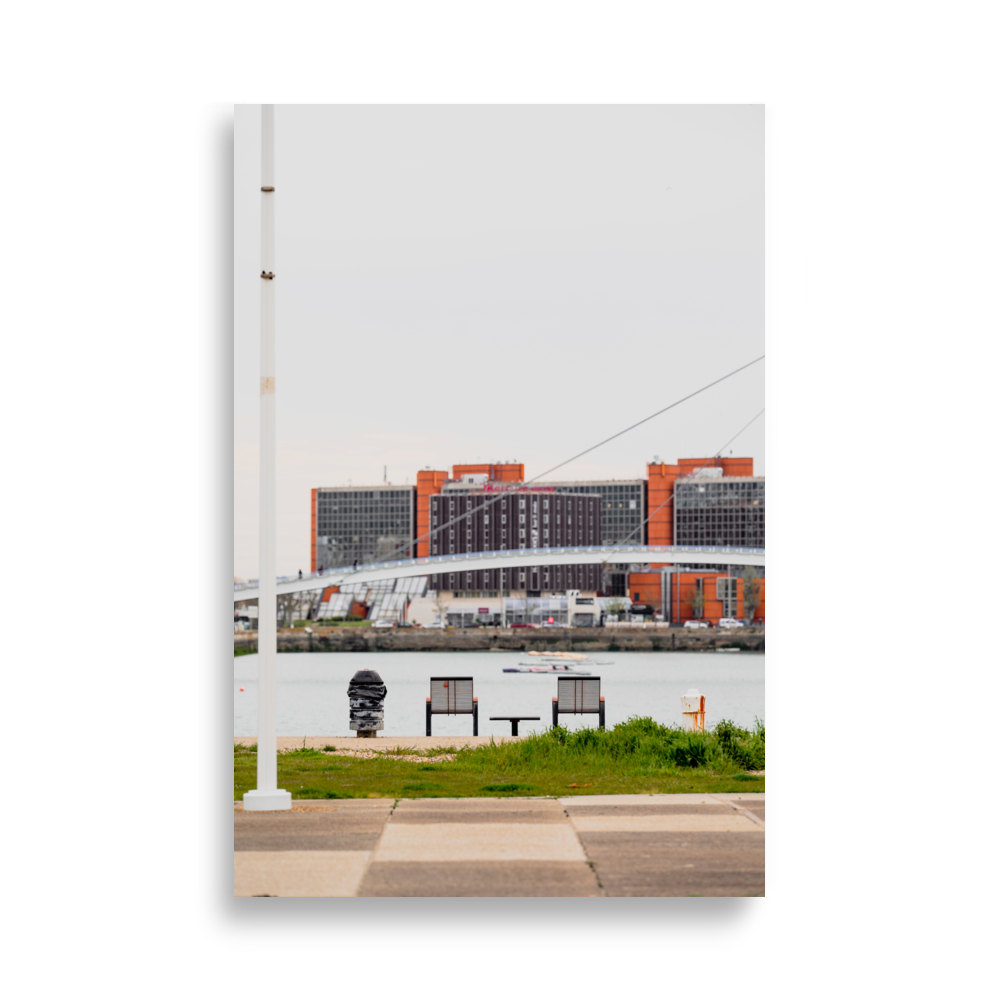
681;688;706;732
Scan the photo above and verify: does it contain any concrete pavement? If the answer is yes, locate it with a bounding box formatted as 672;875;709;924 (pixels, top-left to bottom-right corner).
234;736;523;752
234;792;764;897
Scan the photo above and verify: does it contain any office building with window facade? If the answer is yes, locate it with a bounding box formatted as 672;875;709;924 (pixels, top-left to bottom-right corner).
309;456;763;620
631;458;765;621
538;480;645;546
441;479;643;546
428;488;602;595
673;475;764;549
311;485;416;572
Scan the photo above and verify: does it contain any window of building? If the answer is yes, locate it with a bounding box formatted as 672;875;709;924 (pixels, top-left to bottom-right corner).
717;577;738;618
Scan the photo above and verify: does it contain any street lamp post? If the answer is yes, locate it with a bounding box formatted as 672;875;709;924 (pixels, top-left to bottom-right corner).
243;104;291;812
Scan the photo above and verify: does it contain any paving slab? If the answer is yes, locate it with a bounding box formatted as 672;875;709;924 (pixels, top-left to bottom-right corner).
711;793;766;801
740;804;765;821
560;803;735;816
579;831;764;897
235;805;392;851
359;861;602;897
391;798;567;825
234;799;392;811
373;823;587;862
235;850;371;897
570;812;761;833
231;792;765;897
595;869;765;897
559;793;728;807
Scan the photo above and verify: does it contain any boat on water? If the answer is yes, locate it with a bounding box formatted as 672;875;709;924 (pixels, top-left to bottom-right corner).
716;647;742;653
504;664;592;674
527;650;588;661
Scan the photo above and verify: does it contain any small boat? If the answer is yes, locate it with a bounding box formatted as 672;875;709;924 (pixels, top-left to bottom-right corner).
716;647;742;653
527;650;588;661
504;664;592;675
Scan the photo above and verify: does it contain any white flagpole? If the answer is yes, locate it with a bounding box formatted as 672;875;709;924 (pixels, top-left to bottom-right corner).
244;104;291;811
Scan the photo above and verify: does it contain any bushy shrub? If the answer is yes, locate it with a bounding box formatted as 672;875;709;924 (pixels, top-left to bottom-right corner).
713;718;765;771
458;716;763;773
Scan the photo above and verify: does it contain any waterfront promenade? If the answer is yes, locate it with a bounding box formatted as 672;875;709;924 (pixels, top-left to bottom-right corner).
234;791;764;897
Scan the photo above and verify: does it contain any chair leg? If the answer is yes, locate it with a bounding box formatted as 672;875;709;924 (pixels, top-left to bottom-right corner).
473;700;478;737
426;699;432;737
599;700;605;731
552;698;558;730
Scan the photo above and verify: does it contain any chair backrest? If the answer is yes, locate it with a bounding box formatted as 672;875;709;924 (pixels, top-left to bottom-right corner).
556;677;601;714
429;677;474;715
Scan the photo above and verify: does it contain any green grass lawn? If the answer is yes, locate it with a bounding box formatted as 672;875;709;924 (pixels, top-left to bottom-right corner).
233;717;765;800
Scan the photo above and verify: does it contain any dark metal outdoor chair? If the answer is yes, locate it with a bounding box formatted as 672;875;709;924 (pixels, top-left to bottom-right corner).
552;676;605;730
427;677;478;736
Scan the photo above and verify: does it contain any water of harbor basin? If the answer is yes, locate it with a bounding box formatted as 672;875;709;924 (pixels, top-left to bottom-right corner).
233;650;764;740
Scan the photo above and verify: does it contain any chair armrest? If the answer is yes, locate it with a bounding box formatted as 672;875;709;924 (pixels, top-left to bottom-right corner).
426;697;431;702
473;696;478;702
600;696;605;702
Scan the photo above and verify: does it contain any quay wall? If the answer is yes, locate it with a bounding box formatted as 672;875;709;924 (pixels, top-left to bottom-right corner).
233;626;764;655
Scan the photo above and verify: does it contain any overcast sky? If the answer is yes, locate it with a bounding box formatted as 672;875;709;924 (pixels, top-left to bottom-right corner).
234;105;763;579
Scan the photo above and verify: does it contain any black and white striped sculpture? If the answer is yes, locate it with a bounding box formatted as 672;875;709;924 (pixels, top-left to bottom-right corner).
348;669;387;737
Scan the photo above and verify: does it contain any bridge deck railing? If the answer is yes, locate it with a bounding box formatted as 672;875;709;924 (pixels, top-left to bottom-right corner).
233;545;765;592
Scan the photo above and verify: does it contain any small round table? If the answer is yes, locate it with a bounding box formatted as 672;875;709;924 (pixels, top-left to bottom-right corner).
489;716;541;737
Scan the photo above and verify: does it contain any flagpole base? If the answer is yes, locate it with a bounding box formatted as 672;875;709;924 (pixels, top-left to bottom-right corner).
242;789;292;811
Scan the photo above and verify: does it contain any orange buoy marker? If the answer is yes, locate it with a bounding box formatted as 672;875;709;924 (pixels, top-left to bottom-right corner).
240;687;245;692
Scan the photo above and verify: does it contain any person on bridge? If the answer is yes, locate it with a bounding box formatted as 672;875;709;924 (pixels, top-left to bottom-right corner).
318;565;324;576
353;559;358;570
298;569;303;579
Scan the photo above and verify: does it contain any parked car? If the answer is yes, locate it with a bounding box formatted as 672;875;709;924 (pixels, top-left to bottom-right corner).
683;620;710;629
718;618;745;628
371;620;395;629
396;621;415;629
510;622;538;629
423;620;446;629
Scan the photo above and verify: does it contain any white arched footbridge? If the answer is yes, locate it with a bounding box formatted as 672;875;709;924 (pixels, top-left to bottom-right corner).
233;545;764;603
